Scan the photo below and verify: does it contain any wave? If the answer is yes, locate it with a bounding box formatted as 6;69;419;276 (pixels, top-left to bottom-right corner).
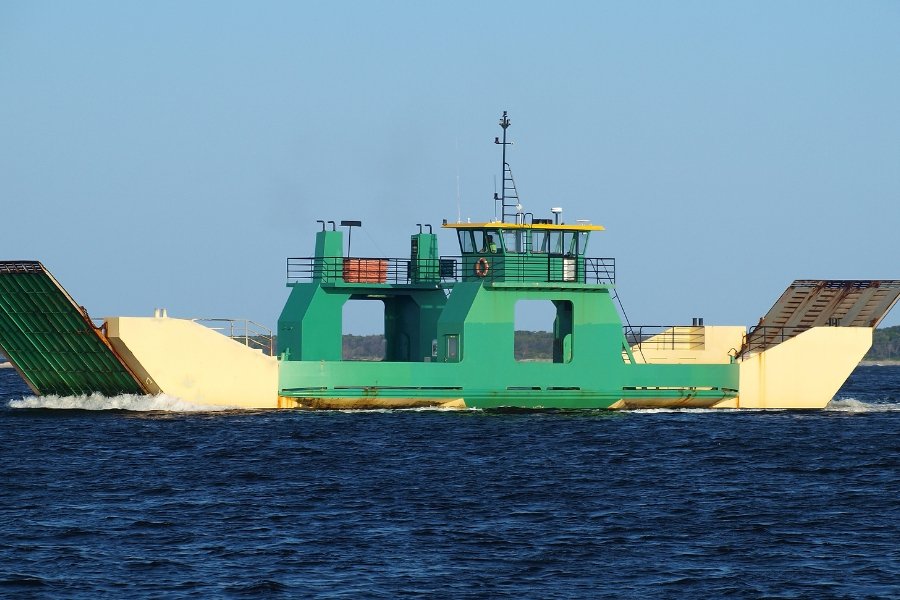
628;407;765;414
8;393;235;412
629;400;900;413
825;398;900;412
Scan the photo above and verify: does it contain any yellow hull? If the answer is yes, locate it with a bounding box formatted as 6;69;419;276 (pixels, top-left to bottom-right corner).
720;327;872;409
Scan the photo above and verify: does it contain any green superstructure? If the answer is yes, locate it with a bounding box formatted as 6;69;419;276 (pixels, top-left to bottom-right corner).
276;222;738;409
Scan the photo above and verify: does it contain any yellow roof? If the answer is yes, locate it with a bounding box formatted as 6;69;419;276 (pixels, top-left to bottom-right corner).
442;221;605;232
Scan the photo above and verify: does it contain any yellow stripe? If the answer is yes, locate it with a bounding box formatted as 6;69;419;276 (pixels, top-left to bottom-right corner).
442;222;605;232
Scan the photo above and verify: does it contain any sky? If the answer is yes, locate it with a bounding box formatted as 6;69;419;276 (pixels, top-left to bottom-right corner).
2;1;899;333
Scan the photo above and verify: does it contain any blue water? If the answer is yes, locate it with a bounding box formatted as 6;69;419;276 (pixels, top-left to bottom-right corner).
1;366;899;599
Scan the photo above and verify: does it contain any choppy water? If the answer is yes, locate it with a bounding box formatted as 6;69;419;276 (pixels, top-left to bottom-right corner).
1;366;899;599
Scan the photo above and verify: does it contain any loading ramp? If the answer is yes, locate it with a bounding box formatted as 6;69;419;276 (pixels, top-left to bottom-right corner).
739;279;900;357
0;261;146;396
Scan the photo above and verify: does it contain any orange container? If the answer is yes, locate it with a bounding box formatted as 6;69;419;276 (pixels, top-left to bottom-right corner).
343;258;388;283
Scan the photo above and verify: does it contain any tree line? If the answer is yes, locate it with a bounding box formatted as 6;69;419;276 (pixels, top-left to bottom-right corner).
867;325;900;360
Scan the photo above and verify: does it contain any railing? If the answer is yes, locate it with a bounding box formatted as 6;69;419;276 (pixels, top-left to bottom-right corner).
451;255;615;284
287;257;455;285
625;325;706;351
193;318;275;356
287;256;615;285
585;257;616;284
737;325;810;358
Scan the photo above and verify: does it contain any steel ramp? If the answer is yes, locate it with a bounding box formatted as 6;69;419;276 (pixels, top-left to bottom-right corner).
739;280;900;357
0;261;146;396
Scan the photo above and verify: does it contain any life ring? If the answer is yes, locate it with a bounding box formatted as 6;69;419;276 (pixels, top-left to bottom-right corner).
474;257;490;278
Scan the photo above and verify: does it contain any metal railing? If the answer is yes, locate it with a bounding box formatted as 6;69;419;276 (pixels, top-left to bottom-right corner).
737;325;810;358
193;318;275;356
625;325;706;351
585;257;616;284
287;256;615;285
453;255;614;284
287;257;454;285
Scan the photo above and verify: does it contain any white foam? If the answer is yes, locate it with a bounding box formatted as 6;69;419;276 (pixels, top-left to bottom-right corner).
630;408;714;414
825;398;900;412
629;400;900;413
333;406;479;414
8;393;235;412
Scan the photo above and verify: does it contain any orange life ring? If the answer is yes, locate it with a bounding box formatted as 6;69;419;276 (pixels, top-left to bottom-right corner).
474;257;490;278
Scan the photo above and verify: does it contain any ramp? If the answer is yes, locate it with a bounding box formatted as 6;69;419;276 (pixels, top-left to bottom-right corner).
0;261;146;396
740;280;900;357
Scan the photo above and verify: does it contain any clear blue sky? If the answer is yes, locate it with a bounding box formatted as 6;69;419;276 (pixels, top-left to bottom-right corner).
2;1;899;333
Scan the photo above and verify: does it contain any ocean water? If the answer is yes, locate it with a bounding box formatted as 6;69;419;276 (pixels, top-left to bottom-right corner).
1;366;899;599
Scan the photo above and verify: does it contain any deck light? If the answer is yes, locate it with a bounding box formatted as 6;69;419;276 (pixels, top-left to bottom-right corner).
340;220;362;256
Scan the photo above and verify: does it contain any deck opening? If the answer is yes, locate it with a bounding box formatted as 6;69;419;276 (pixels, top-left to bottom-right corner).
514;299;573;363
342;298;386;361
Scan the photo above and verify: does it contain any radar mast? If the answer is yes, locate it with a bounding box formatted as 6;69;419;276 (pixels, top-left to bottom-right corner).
493;111;521;223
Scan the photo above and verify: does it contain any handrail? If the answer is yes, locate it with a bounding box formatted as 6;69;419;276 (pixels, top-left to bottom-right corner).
287;255;615;285
624;325;706;351
193;318;275;356
736;325;810;359
287;257;451;285
584;257;616;284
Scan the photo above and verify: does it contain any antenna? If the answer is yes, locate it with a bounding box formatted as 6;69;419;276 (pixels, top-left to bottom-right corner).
455;137;461;223
493;110;520;223
456;172;461;224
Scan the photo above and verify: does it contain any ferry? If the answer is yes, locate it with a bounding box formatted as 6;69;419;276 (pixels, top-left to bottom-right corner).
1;113;898;410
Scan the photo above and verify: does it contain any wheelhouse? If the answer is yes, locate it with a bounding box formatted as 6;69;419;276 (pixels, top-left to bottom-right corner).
443;221;611;284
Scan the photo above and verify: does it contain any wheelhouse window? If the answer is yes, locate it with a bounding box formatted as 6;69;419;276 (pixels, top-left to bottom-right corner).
481;232;499;253
532;230;550;254
563;231;579;256
502;230;522;253
458;230;476;253
550;231;564;255
457;229;500;254
532;230;585;256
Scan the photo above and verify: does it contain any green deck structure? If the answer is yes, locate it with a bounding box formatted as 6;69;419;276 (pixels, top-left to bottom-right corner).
0;261;145;396
276;224;740;409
